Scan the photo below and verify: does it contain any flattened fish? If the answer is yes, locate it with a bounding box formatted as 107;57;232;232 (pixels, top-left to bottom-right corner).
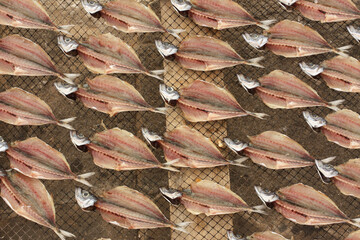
171;0;275;30
0;0;72;32
227;230;290;240
55;75;166;117
255;183;360;227
0;169;75;240
300;56;360;93
57;33;163;80
243;20;351;58
0;87;75;129
316;158;360;198
142;125;247;168
159;80;267;122
238;70;344;110
346;230;360;240
160;180;265;216
303;110;360;149
81;0;183;39
155;36;264;71
0;35;79;83
0;137;94;186
225;131;334;170
279;0;360;22
75;186;189;231
69;128;178;172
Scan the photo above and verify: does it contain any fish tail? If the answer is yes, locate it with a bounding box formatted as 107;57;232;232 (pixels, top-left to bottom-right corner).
75;172;95;187
327;99;344;111
152;107;168;114
160;164;179;172
245;56;265;68
335;45;352;57
0;136;9;152
251;204;267;215
247;111;268;119
59;73;81;84
350;218;360;228
58;25;74;35
172;221;192;233
229;157;248;167
320;156;336;164
258;19;276;30
147;70;165;81
167;29;185;40
54;228;75;240
57;117;76;130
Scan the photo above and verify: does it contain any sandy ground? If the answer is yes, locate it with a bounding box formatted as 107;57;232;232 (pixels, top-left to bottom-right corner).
0;0;359;239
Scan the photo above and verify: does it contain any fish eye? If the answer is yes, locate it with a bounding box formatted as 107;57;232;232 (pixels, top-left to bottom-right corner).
89;0;95;5
166;86;174;92
78;133;85;139
64;37;71;43
82;191;89;198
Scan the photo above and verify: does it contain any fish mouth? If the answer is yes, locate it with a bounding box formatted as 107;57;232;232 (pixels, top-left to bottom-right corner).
54;82;78;97
142;128;162;148
75;187;97;211
278;0;298;6
160;187;182;205
171;0;192;12
224;138;248;154
315;160;338;184
0;137;9;152
254;186;279;208
302;111;326;131
70;131;90;151
58;35;79;54
242;33;268;49
159;84;180;106
81;0;103;14
299;62;324;77
155;40;178;59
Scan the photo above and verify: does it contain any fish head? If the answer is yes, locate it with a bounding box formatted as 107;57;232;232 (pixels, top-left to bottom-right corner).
347;25;360;42
54;82;78;101
254;186;279;209
227;231;245;240
315;160;338;184
141;128;162;148
159;187;182;205
0;137;8;152
58;36;79;56
75;187;97;211
302;111;326;132
70;131;90;152
224;138;248;154
299;62;324;78
237;74;260;94
278;0;298;6
155;40;178;61
81;0;103;15
171;0;192;17
242;33;268;50
159;84;180;106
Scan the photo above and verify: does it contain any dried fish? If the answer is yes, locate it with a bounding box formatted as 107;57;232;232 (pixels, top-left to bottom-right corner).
171;0;275;30
0;169;75;240
238;70;344;110
346;230;360;240
159;80;267;122
227;230;290;240
75;186;189;231
0;137;94;186
255;183;360;227
243;20;351;57
55;75;166;116
81;0;184;39
225;131;335;170
70;128;178;172
0;35;79;83
155;36;264;71
57;33;164;80
0;87;75;129
303;110;360;149
160;180;265;216
142;125;247;168
300;56;360;93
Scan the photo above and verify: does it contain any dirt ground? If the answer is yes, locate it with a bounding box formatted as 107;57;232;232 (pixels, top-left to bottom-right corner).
0;0;360;239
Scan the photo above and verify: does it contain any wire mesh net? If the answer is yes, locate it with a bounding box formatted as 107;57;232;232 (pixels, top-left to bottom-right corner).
0;0;359;239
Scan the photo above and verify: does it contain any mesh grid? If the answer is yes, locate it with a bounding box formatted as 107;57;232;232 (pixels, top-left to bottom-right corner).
0;0;359;239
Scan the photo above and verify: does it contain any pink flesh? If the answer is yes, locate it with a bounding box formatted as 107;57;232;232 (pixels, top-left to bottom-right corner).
175;54;241;71
266;39;331;57
101;12;131;32
250;231;288;240
316;0;360;13
345;230;360;240
189;10;224;29
326;110;360;134
0;58;15;74
322;73;360;92
322;126;360;149
322;56;360;86
161;144;191;168
335;159;360;181
333;175;360;198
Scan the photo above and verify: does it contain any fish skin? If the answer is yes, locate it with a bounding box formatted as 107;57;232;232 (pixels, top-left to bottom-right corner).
249;231;290;240
346;230;360;240
332;159;360;198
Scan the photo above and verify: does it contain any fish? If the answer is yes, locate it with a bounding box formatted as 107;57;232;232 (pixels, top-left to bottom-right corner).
54;75;166;117
57;33;164;80
225;131;335;170
160;180;265;216
159;80;267;122
255;183;360;227
227;230;290;240
69;128;178;172
0;0;72;32
300;56;360;93
0;35;79;84
348;25;360;42
278;0;360;22
155;36;264;71
81;0;184;39
238;70;344;110
0;137;94;186
346;230;360;240
303;110;360;149
75;186;190;231
316;158;360;199
171;0;275;30
0;169;75;240
0;87;75;129
142;125;248;168
243;20;352;58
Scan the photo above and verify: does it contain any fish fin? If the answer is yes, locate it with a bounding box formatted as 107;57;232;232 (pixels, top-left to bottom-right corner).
75;172;96;187
350;218;360;228
245;56;265;68
160;165;180;172
152;107;168;114
58;25;74;35
335;45;352;57
229;157;248;167
58;117;76;130
147;70;165;81
327;99;344;111
172;222;192;233
167;29;185;40
320;156;336;164
252;204;267;215
54;229;75;240
59;73;81;84
164;158;180;166
258;19;276;30
247;111;268;119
